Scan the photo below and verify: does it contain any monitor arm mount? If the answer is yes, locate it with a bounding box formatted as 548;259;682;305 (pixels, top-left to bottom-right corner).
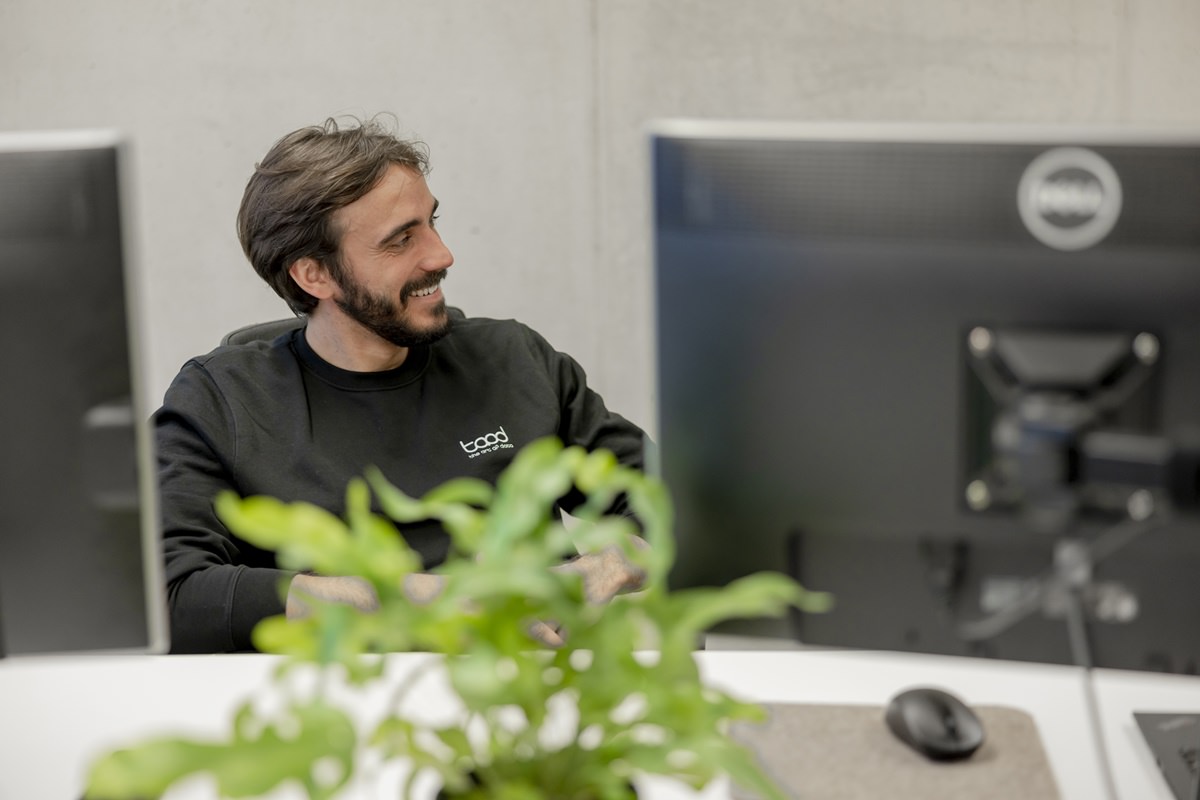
952;327;1200;664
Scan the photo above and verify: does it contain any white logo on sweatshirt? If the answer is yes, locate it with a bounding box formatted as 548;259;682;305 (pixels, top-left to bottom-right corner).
460;426;514;458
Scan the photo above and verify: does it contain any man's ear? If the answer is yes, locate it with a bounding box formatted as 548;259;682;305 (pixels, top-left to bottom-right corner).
288;257;336;300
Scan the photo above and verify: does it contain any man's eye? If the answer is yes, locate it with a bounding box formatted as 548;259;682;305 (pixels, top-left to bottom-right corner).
430;213;440;227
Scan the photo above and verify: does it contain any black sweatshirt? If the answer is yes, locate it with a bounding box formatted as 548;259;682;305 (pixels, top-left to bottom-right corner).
154;316;646;653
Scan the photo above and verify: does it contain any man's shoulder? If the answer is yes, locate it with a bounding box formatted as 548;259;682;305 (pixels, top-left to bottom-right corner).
192;331;300;374
169;330;303;400
440;314;563;366
449;314;531;336
445;315;549;350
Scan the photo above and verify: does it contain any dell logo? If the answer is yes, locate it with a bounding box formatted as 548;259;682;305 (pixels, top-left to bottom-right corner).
1017;147;1122;251
1034;177;1104;218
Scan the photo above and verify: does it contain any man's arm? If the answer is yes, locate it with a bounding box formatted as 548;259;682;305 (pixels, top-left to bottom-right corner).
156;359;293;653
526;325;648;504
525;330;651;605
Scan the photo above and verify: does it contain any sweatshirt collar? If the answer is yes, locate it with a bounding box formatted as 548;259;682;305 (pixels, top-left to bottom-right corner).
290;327;432;390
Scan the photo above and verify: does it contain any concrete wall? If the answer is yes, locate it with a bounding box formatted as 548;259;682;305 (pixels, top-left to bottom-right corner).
3;0;1198;435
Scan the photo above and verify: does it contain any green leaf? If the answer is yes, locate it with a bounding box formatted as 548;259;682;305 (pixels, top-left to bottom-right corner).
343;480;422;583
422;476;497;508
85;701;356;800
690;737;791;800
87;738;223;799
252;614;320;657
436;505;489;555
486;439;575;548
567;517;639;557
448;648;509;710
668;572;831;644
372;717;469;798
438;553;562;608
492;783;545;800
366;469;491;554
435;726;475;762
622;477;675;582
574;448;620;494
363;467;428;522
216;493;359;576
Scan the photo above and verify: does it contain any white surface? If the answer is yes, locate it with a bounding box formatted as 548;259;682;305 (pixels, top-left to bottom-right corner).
2;649;1197;799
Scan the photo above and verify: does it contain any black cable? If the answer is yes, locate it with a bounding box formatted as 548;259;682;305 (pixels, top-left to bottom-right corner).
953;504;1167;800
1063;585;1120;800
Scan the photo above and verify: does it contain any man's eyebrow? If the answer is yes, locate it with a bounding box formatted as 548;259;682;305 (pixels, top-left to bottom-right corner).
377;199;440;248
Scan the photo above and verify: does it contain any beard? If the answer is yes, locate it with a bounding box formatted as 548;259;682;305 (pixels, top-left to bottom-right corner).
333;269;453;348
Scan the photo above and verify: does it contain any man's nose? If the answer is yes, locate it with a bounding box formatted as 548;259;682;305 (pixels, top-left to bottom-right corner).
425;231;454;271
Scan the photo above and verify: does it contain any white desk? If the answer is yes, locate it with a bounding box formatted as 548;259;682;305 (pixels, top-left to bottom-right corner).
1092;667;1200;800
1;649;1197;799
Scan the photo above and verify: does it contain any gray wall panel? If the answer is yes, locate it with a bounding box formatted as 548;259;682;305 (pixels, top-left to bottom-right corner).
2;0;1198;439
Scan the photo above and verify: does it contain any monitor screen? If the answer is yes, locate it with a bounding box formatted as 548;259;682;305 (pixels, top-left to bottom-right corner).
652;120;1200;674
0;130;167;656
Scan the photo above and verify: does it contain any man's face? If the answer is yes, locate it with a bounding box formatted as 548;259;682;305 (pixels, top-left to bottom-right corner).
328;164;455;347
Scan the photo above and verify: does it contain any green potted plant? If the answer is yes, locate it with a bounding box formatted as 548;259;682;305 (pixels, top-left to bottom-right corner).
86;437;830;800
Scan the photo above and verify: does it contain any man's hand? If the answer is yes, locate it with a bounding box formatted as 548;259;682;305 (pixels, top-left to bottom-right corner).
285;536;646;648
553;536;648;605
527;620;565;648
286;573;379;618
286;572;446;619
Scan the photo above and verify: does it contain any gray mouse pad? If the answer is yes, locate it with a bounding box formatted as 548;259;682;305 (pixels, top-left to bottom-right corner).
729;702;1061;799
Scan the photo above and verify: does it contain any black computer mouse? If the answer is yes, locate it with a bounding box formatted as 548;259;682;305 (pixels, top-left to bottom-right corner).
884;686;986;761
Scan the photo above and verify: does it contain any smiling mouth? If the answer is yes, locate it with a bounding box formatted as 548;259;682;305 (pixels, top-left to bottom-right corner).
406;272;446;300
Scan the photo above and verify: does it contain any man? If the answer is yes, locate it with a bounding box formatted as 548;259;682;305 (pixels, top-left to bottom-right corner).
156;117;647;653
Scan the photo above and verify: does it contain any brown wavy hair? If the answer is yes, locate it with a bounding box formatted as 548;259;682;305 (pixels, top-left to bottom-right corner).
237;116;431;313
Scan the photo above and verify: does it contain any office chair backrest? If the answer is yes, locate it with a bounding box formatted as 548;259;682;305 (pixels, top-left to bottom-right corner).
221;317;306;346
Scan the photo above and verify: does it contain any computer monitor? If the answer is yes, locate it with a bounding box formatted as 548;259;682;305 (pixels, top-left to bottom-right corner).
0;130;167;656
652;120;1200;673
